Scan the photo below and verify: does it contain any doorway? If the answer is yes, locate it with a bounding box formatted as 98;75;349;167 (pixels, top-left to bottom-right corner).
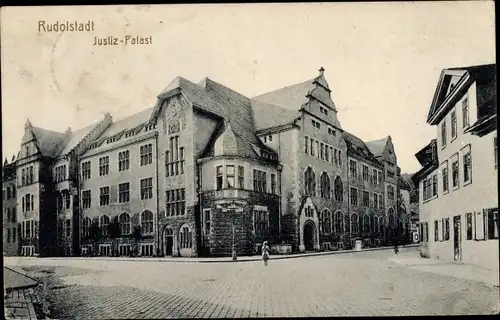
164;227;173;256
453;216;462;261
304;221;316;251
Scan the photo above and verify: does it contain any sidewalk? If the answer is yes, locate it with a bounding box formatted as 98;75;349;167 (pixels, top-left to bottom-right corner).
7;244;419;264
4;267;41;320
388;251;500;288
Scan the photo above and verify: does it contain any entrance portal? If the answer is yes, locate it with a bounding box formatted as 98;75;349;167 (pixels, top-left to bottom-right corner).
304;221;316;251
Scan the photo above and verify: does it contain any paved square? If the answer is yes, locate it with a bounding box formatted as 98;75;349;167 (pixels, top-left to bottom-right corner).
5;249;499;318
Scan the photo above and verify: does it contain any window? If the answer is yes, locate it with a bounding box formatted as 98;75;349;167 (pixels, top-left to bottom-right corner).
463;151;472;184
166;136;183;176
350;187;358;206
377;170;382;184
254;210;269;236
54;165;67;182
466;213;473;240
141;244;154;256
310;138;315;156
268;135;273;142
432;175;438;196
28;166;34;184
82;217;91;237
304;206;314;218
462;97;469;128
452;158;459;188
179;225;192;249
320;173;330;199
320;210;331;234
21;168;25;186
334;176;343;202
119;244;131;256
320;107;328;116
373;193;378;209
441;121;447;148
349;160;357;179
140;178;153;200
226;165;235;188
100;186;110;206
165;189;185;216
434;220;439;241
118;150;130;171
334;211;343;233
351;213;359;235
304;136;309;154
24;194;34;212
7;228;11;243
99;215;109;236
271;173;277;194
140;143;153;166
311;119;321;129
304;167;316;196
216;166;223;190
99;156;109;176
118;182;130;203
65;192;71;209
203;209;211;236
442;161;449;193
328;127;336;136
362;190;370;207
82;161;91;180
444;218;450;240
387;185;395;200
451;110;457;139
12;227;16;243
100;244;112;256
253;170;267;193
320;143;324;160
82;190;91;209
325;145;329;162
119;212;131;235
362;165;369;182
387;169;395;179
486;209;499;240
141;210;154;234
362;215;370;233
316;141;320;157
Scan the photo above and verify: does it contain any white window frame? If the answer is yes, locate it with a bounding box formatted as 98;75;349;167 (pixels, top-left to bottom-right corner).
140;243;154;256
99;244;111;256
119;244;132;256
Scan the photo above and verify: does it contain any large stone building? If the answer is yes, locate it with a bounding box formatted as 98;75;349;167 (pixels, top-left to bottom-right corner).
3;158;18;255
412;63;498;269
3;68;409;257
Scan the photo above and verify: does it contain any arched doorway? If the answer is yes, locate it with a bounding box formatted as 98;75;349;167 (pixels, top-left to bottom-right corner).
164;226;173;256
303;221;316;251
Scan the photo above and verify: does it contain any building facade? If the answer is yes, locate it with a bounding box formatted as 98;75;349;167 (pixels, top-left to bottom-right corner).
412;63;498;270
3;68;409;257
3;159;18;255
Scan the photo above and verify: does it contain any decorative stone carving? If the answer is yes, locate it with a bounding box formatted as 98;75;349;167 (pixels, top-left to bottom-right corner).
168;120;180;135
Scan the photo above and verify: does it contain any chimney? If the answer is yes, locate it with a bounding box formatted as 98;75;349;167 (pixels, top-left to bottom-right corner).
66;127;72;134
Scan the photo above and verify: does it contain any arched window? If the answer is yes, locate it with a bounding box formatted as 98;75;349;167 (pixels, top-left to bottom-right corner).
334;211;343;234
141;210;154;234
179;225;192;249
362;215;370;233
378;216;384;233
351;213;359;235
304;167;316;196
374;216;379;233
119;212;131;235
99;215;110;236
320;173;331;199
324;210;331;234
82;217;91;237
344;213;350;234
334;176;343;202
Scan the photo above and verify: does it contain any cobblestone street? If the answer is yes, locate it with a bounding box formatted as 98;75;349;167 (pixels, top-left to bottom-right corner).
5;248;499;318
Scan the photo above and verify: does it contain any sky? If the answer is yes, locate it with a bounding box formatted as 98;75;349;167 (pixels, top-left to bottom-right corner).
1;2;495;174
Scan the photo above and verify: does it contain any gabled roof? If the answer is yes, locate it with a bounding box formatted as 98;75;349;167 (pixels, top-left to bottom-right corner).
252;71;337;112
342;131;382;166
58;121;101;155
154;76;277;161
365;137;389;157
30;126;68;157
251;99;301;131
427;63;496;125
101;107;154;138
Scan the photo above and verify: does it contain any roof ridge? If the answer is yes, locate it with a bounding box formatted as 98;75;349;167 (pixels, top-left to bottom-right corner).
252;77;315;99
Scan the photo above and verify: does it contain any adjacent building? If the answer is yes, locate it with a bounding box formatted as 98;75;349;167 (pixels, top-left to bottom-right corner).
3;158;18;255
412;63;498;269
3;68;409;257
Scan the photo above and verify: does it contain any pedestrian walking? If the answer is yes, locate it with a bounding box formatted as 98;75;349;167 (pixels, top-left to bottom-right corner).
262;241;270;266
